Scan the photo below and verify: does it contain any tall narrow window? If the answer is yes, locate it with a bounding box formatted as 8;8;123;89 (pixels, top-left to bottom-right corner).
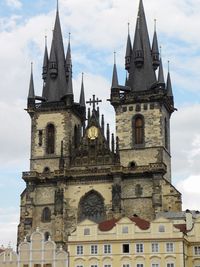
133;115;144;145
41;207;51;223
165;118;168;149
46;124;55;154
74;125;78;148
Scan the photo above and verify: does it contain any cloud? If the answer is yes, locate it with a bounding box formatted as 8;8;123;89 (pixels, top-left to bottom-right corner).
5;0;22;9
176;175;200;211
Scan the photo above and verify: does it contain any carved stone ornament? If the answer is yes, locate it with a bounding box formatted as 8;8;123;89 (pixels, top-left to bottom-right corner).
112;183;121;212
87;126;99;140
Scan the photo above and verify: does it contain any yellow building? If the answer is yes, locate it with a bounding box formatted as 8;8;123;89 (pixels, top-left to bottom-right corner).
0;229;68;267
68;211;200;267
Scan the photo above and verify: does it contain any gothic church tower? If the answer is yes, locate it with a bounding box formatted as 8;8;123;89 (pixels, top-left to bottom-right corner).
18;0;182;248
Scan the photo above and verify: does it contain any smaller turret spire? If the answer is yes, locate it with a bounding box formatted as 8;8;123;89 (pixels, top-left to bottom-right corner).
167;61;173;97
79;73;86;107
42;35;49;81
158;47;165;87
49;35;58;79
28;63;35;107
66;33;72;79
133;17;144;68
152;19;160;70
111;52;119;89
125;22;132;71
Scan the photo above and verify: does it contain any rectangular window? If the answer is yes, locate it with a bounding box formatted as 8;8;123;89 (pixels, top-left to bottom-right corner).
104;244;111;254
136;264;144;267
38;130;43;146
194;246;200;255
77;245;83;255
151;243;159;253
166;264;174;267
166;243;174;253
76;266;83;267
91;265;98;267
122;226;128;233
123;265;130;267
91;245;98;254
136;243;144;253
122;244;130;253
104;265;111;267
152;264;159;267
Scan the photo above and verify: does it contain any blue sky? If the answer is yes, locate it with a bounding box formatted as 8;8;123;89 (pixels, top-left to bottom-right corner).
0;0;200;248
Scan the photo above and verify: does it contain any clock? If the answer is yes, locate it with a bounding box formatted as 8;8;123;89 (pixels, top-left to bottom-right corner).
87;126;98;140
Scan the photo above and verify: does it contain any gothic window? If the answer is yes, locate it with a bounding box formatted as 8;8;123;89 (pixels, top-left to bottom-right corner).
41;207;51;223
133;115;144;146
165;118;168;150
78;190;105;223
74;125;78;148
46;124;55;154
38;130;43;146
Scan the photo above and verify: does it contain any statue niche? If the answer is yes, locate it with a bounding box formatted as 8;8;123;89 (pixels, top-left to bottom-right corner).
78;190;106;223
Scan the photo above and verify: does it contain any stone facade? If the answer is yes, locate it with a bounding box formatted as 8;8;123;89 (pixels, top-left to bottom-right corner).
17;0;182;249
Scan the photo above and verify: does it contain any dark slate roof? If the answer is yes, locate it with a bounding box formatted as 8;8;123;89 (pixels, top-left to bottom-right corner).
43;37;48;71
125;27;132;58
152;29;159;56
128;0;156;91
167;71;173;97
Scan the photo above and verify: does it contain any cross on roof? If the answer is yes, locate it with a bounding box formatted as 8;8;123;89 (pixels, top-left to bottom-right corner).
86;95;102;110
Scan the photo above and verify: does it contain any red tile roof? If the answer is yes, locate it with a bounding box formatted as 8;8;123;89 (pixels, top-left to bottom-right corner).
174;224;187;233
98;216;150;231
130;216;150;230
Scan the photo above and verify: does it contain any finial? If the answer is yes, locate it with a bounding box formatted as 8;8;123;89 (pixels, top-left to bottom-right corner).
45;35;47;46
128;22;130;34
168;60;170;72
82;72;84;81
31;62;33;72
57;0;59;12
154;19;157;32
114;51;116;65
68;32;71;43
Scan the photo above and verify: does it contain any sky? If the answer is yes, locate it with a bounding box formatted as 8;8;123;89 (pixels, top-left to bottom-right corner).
0;0;200;249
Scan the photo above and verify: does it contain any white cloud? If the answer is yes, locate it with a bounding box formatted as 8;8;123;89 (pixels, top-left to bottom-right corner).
6;0;22;9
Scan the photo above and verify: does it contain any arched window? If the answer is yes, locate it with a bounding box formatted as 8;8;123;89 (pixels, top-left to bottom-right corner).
46;124;55;154
41;207;51;223
74;125;78;148
133;115;144;145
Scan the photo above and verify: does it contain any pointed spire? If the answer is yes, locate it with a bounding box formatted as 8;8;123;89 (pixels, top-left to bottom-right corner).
42;36;49;81
67;68;73;96
134;17;144;68
167;61;173;97
28;63;35;99
158;47;165;87
152;19;160;70
125;23;132;71
111;52;119;89
43;5;69;102
66;33;72;79
79;73;86;107
28;63;35;107
128;0;156;91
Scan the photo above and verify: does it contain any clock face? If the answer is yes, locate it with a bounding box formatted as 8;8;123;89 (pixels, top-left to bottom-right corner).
87;126;98;140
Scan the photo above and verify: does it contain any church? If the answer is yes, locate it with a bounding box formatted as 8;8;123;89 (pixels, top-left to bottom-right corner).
17;0;182;249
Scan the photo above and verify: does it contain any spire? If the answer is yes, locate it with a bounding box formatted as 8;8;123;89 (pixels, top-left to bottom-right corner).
67;68;73;96
125;23;132;71
111;52;119;89
158;47;165;87
152;19;160;70
42;5;69;102
79;73;86;107
128;0;156;91
66;33;72;80
28;63;35;107
167;61;173;97
42;36;49;81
